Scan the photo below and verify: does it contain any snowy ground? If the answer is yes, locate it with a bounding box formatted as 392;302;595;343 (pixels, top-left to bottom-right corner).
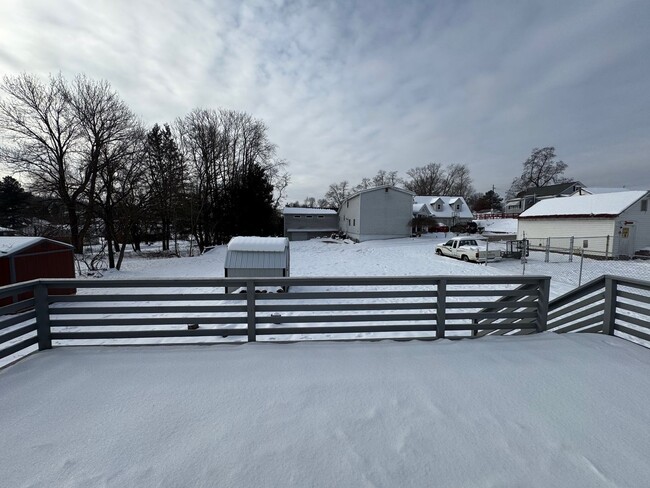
1;333;649;487
2;236;650;486
98;233;649;296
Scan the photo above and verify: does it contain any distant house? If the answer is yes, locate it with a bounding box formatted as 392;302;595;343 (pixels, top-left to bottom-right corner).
413;196;474;227
282;208;338;241
339;186;414;242
505;181;585;215
518;191;650;258
224;237;290;293
0;226;17;236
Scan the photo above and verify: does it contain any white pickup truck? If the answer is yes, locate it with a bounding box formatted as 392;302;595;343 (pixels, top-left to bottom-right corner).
436;237;502;263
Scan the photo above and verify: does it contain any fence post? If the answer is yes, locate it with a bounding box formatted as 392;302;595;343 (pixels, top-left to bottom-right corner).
578;249;584;286
605;235;610;260
545;237;550;263
536;277;550;332
602;276;617;335
34;283;51;350
246;281;256;342
436;279;446;339
569;236;574;262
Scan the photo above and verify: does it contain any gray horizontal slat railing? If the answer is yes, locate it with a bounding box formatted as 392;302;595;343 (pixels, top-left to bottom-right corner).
547;275;650;348
0;282;40;361
0;275;551;359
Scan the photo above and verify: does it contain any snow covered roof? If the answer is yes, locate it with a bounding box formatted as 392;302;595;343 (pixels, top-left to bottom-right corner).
577;187;632;195
0;237;72;256
283;207;337;216
519;191;648;218
412;196;474;219
227;236;288;253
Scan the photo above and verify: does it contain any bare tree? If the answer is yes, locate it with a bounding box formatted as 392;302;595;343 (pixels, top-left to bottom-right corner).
444;163;475;199
324;180;350;210
0;73;88;251
372;170;400;187
177;108;281;251
67;75;140;260
507;147;568;197
403;162;474;199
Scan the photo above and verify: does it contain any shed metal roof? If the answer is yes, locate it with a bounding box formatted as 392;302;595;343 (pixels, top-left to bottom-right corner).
224;250;289;269
0;237;73;256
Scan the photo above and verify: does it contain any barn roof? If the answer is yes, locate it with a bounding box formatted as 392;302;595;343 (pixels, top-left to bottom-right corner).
0;237;72;256
519;191;648;219
225;237;289;270
225;250;288;269
227;237;288;253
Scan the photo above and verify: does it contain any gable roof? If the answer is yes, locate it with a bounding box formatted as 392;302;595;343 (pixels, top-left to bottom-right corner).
343;185;415;203
412;196;474;219
516;181;583;199
519;191;648;219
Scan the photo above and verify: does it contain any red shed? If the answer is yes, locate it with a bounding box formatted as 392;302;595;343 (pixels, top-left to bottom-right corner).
0;237;76;305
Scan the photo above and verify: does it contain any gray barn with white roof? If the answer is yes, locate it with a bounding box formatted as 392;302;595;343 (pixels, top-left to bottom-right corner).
224;236;290;292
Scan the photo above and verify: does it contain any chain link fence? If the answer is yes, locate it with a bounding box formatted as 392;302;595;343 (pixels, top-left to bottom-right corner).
488;236;650;289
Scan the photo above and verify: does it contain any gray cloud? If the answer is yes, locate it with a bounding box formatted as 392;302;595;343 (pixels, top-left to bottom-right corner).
0;0;648;200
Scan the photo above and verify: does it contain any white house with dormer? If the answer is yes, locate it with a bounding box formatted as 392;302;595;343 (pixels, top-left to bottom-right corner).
413;196;474;227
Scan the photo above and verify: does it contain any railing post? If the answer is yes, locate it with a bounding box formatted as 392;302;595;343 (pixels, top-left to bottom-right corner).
34;283;51;350
536;277;550;332
602;276;617;335
436;279;446;339
246;280;256;342
569;236;574;262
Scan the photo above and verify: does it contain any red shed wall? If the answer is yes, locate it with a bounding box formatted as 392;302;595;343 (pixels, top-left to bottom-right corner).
0;240;76;305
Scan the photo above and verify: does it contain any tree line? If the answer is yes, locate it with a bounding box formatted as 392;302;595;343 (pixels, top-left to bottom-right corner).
0;73;289;268
290;146;569;214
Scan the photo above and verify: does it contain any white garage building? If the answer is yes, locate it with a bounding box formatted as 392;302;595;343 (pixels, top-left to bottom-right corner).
517;191;650;258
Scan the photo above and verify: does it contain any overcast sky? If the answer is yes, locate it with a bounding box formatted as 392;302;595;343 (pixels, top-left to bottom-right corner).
1;0;649;201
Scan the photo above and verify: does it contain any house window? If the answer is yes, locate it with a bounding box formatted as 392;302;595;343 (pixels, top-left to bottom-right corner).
293;215;301;219
436;204;442;211
317;215;324;219
306;215;313;219
353;219;356;226
456;204;460;210
642;200;648;212
346;201;349;208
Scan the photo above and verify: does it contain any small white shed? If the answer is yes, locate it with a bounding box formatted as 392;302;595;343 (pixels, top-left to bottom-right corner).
224;237;290;292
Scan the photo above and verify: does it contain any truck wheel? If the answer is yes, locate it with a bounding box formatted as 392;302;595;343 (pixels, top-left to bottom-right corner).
462;255;469;262
436;249;443;255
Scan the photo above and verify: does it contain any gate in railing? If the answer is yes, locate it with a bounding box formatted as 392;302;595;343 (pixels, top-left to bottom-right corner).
1;275;550;364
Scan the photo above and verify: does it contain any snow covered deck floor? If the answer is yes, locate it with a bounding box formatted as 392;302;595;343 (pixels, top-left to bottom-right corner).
1;334;650;487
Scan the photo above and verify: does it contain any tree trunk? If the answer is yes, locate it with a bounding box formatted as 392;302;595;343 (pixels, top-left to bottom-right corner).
116;241;127;270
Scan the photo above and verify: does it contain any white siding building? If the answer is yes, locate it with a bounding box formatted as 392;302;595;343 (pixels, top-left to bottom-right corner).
413;196;474;226
339;186;415;242
518;191;650;258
